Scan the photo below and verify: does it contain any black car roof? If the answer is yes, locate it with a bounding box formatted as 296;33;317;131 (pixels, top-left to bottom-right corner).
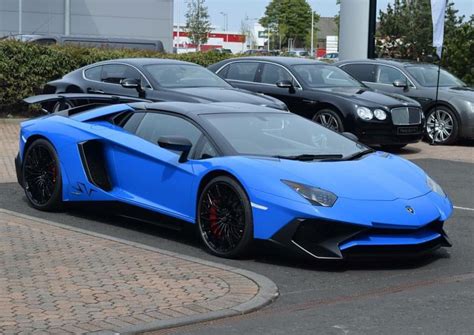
129;101;288;116
221;56;326;66
337;58;437;68
87;58;197;67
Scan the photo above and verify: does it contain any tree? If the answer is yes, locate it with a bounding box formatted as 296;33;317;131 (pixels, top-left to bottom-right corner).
185;0;212;51
376;0;473;85
259;0;317;49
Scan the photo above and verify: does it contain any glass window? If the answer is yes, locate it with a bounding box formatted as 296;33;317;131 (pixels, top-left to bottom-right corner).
84;66;102;81
145;64;230;88
405;65;465;87
101;64;141;84
225;62;260;82
260;64;293;84
293;64;363;88
377;65;407;84
340;64;376;82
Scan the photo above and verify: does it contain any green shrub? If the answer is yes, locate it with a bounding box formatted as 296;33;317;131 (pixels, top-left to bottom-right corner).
0;41;234;116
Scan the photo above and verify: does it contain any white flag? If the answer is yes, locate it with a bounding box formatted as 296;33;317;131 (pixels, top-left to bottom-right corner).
431;0;447;58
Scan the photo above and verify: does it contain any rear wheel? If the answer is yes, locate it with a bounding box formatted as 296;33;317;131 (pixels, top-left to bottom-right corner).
426;106;459;145
197;176;253;258
22;139;62;211
312;109;344;132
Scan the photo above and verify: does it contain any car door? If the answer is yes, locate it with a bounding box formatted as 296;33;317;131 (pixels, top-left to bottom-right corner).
111;112;215;221
339;63;377;89
371;64;413;94
216;61;261;92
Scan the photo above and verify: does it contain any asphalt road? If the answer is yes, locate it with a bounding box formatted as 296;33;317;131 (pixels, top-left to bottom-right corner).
1;158;473;335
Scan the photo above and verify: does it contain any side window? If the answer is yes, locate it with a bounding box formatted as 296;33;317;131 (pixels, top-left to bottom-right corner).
377;65;407;84
225;62;259;82
341;64;376;82
260;64;293;84
101;64;141;84
84;66;102;81
135;113;216;159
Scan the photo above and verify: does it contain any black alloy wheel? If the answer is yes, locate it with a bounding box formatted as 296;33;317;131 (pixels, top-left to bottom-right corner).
197;176;253;258
312;109;344;132
22;139;63;211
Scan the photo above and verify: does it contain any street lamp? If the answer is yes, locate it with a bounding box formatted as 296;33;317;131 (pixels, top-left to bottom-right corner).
220;11;228;43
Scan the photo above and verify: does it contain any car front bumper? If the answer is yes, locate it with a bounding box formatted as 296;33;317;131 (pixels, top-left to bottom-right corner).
354;122;425;145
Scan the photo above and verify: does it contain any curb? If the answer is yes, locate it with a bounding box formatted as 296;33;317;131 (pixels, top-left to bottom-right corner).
0;208;279;334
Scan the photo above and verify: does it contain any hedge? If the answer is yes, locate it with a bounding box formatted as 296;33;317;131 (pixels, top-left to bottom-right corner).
0;41;233;116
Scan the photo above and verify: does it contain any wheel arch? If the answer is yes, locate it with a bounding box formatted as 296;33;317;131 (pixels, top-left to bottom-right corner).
425;100;461;123
313;103;349;130
197;169;245;202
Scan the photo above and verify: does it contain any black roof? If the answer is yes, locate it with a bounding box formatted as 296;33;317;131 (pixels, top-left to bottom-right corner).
223;56;327;66
129;101;289;116
336;58;437;68
89;58;197;67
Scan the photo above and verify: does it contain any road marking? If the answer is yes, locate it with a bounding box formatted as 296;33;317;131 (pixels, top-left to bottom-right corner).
454;206;474;212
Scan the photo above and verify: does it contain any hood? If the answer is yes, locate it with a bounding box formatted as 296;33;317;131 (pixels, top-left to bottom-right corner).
443;86;474;99
245;152;430;201
167;87;287;109
312;86;419;108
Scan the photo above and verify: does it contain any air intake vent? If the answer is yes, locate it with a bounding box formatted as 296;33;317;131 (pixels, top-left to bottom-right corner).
78;141;112;191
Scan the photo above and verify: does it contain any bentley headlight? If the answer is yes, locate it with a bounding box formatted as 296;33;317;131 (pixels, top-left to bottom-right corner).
356;107;373;120
282;180;337;207
373;109;387;120
427;175;446;197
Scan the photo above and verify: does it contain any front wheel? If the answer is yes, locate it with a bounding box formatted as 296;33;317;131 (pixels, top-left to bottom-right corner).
312;109;344;132
425;107;459;145
197;176;253;258
22;139;63;211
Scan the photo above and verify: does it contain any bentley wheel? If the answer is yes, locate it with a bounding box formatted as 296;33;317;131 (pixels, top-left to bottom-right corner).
22;139;63;211
426;107;459;145
197;176;253;258
312;109;344;132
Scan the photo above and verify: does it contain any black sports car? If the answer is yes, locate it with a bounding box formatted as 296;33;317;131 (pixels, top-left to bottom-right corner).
336;59;474;145
42;58;288;112
209;57;425;149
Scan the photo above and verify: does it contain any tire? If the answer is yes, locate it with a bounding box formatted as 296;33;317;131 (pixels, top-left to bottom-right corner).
22;139;63;211
197;176;253;258
425;106;459;145
312;108;344;132
380;144;407;151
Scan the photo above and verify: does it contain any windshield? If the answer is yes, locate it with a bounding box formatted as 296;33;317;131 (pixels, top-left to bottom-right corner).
144;64;231;88
292;64;364;88
204;113;368;159
406;66;465;87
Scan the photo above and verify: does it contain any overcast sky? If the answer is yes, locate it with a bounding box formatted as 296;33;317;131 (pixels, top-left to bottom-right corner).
174;0;474;32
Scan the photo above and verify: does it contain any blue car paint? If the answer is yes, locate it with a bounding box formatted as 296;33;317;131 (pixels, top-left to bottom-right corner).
18;104;453;256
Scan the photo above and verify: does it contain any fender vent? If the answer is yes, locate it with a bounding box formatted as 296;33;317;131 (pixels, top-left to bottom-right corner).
78;141;112;191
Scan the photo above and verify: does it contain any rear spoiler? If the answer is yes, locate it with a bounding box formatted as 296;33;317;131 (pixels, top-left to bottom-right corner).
23;93;152;114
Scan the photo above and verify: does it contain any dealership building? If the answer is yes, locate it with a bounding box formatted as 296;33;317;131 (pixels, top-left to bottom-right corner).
0;0;174;51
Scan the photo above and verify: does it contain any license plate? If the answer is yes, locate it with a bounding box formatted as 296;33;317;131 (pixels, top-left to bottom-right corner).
398;126;420;134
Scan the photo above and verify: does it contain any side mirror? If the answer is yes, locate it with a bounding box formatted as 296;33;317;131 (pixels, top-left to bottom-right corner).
121;78;146;98
341;132;359;142
393;80;408;89
276;80;295;93
158;136;192;163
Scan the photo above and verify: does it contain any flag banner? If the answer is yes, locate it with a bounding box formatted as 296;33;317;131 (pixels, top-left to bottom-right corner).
431;0;447;58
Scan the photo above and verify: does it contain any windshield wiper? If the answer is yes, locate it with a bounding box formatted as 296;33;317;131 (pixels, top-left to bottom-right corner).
273;154;344;161
344;149;376;160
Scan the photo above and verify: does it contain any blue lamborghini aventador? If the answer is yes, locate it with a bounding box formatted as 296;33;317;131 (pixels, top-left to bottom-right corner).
16;96;453;259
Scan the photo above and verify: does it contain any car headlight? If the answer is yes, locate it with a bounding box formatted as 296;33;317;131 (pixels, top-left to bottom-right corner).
426;175;446;197
356;107;373;120
282;180;337;207
373;109;387;120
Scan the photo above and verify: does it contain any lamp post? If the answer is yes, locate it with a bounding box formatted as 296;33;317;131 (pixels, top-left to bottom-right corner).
220;11;228;42
310;10;314;57
18;0;22;34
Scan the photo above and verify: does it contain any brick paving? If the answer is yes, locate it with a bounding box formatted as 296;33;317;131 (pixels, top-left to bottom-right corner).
0;119;20;183
0;209;264;334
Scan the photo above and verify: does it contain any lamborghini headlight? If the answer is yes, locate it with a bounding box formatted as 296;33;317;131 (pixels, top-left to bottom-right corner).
427;175;446;197
356;107;374;120
282;180;337;207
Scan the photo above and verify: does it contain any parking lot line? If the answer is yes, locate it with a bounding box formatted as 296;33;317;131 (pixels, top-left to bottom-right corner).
454;206;474;212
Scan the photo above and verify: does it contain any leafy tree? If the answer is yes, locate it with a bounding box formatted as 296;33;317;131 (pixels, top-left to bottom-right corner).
185;0;212;51
376;0;473;85
259;0;317;49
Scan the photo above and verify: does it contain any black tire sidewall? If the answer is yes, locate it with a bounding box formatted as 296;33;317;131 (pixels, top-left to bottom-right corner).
425;106;459;145
197;176;254;258
22;139;63;211
313;109;345;132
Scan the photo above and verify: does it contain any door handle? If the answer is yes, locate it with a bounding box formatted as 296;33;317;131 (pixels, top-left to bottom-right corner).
87;88;104;94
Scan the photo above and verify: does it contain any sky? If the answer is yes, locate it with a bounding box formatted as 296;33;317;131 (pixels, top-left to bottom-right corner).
174;0;474;32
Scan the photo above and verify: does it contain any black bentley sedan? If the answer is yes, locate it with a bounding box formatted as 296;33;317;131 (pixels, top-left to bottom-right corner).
336;59;474;145
42;58;288;112
209;57;425;149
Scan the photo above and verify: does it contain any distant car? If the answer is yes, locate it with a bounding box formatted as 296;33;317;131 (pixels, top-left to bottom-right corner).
208;48;232;54
336;59;474;144
287;50;310;58
319;52;339;62
16;98;452;259
209;56;425;149
42;58;288;112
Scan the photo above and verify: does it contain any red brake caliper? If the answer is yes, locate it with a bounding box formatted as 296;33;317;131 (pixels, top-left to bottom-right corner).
209;203;221;237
